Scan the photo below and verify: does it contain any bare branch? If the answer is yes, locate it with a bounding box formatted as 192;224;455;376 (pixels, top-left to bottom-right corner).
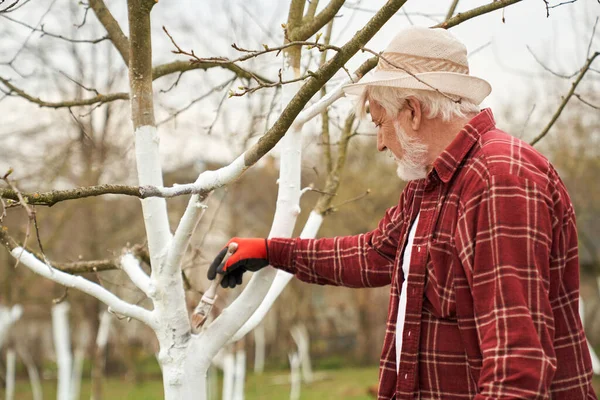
295;0;345;41
530;52;599;146
587;17;598;59
435;0;522;29
0;76;128;108
575;93;600;110
89;0;130;65
152;60;273;85
527;45;577;78
0;185;144;206
0;13;109;44
445;0;460;20
164;26;341;68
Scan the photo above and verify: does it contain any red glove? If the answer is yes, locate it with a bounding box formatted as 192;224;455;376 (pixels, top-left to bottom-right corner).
207;238;269;288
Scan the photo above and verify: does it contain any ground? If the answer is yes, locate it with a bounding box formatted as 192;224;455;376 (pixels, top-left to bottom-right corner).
10;366;379;399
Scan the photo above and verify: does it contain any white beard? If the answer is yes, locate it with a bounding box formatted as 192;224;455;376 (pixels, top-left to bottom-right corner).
389;123;428;181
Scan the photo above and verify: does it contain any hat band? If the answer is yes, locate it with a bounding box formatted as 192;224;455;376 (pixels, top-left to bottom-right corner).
376;52;469;75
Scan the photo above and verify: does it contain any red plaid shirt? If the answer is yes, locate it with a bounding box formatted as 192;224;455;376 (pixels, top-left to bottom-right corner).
269;109;596;399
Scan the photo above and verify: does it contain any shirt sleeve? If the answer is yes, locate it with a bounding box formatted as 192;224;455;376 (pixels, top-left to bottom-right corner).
455;174;558;399
267;204;403;288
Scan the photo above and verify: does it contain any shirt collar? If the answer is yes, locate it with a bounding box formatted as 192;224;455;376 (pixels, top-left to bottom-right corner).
431;108;496;184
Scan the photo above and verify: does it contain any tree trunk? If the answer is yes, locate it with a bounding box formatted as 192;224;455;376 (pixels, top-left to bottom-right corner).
52;303;72;400
91;311;111;400
5;348;16;400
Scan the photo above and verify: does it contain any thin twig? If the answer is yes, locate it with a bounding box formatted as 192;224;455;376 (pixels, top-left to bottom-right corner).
574;93;600;110
445;0;460;20
530;52;599;146
587;17;598;59
526;45;577;79
0;13;108;44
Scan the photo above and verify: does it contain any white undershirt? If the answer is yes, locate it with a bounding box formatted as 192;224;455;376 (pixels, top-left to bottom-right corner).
396;212;420;372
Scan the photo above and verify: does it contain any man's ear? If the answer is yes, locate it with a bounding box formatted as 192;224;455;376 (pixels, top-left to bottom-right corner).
406;97;421;131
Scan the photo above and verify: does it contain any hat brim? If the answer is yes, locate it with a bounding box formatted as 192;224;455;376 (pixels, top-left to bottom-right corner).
342;70;492;105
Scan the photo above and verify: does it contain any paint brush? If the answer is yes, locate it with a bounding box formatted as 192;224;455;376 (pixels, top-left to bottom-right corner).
191;242;238;333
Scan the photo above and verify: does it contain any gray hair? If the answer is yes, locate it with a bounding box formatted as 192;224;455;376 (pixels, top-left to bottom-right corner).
357;86;480;122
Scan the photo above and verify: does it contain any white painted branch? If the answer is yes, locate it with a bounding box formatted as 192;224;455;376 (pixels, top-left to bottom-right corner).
253;324;265;374
294;77;353;127
135;125;172;268
12;248;155;328
164;193;210;279
96;311;112;350
232;349;246;400
198;54;306;360
288;352;301;400
222;352;235;400
230;211;324;342
6;348;16;400
120;253;154;297
52;303;72;400
70;348;84;400
0;305;22;350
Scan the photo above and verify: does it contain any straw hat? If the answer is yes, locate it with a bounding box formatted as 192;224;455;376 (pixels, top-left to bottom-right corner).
343;26;491;105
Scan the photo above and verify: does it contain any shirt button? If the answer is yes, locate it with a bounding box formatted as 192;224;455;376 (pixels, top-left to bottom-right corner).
404;374;408;379
417;246;421;253
408;331;411;337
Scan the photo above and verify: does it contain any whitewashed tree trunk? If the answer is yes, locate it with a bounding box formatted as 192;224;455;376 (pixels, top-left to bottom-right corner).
253;323;265;374
5;348;16;400
288;352;301;400
52;303;72;400
290;324;313;383
0;305;22;350
5;2;411;398
233;348;246;400
70;348;85;400
222;352;235;400
19;349;43;400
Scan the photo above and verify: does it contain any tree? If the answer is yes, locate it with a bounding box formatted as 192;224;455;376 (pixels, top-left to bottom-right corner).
0;1;595;399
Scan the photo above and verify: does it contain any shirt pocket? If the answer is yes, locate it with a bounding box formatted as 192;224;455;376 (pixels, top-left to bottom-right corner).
423;240;458;320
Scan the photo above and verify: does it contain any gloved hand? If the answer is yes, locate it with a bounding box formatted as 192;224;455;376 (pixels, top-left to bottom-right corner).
207;237;269;288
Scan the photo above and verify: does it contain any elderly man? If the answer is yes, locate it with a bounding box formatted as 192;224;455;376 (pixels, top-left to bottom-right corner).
208;27;596;399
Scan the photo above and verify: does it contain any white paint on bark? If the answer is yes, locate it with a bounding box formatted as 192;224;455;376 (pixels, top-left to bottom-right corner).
120;253;153;297
222;352;235;400
288;352;301;400
6;349;15;400
231;211;324;342
11;248;154;328
233;349;246;400
253;324;265;374
52;303;72;400
0;305;22;350
70;348;84;400
135;125;172;269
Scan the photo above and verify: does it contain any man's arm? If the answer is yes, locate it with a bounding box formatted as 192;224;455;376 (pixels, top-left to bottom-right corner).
456;174;558;399
268;204;403;288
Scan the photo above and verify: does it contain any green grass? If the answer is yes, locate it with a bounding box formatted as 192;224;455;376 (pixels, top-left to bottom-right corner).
9;366;379;400
12;367;600;399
